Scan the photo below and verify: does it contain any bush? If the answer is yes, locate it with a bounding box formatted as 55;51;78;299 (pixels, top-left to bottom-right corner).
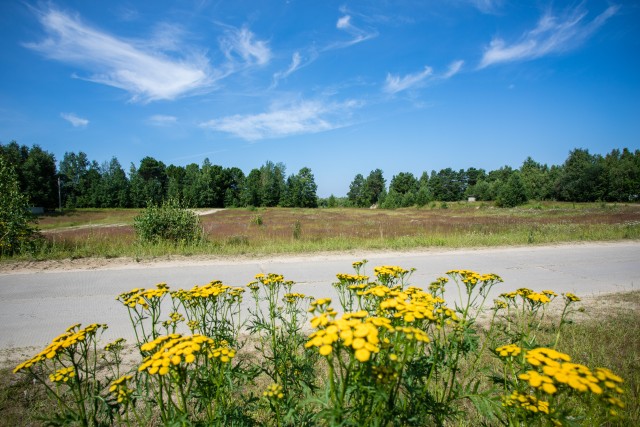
0;157;39;256
133;199;204;244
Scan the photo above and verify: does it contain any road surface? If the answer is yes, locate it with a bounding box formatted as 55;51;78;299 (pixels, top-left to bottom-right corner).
1;242;638;350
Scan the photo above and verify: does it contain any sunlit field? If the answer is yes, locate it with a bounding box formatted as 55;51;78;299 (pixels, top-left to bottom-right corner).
19;202;640;261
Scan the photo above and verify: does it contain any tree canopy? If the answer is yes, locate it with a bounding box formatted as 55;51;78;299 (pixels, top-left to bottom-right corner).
1;141;639;210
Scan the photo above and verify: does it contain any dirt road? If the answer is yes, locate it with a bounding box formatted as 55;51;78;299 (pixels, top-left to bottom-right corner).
1;242;638;353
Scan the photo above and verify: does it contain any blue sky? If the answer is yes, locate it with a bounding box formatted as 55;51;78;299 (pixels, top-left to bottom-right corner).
1;1;638;197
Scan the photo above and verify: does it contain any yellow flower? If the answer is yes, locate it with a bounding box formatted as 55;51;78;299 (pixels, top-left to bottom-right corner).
49;366;75;383
355;348;371;362
263;383;284;399
109;375;134;404
564;292;581;302
496;344;521;358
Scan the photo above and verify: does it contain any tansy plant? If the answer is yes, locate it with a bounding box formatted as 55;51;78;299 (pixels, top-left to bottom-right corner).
13;263;628;426
13;323;113;426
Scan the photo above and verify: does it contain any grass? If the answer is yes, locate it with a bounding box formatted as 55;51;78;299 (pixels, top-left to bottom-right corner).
2;290;638;426
7;202;639;262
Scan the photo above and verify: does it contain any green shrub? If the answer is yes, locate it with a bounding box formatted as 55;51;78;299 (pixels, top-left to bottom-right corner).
251;214;263;226
292;220;302;239
133;199;203;244
0;157;40;256
496;173;528;208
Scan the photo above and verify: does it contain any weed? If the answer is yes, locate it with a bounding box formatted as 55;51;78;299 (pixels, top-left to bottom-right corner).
292;220;302;240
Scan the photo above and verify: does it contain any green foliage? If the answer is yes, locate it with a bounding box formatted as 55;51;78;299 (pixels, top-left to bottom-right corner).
364;169;386;206
0;157;39;256
133;199;204;244
555;148;605;202
348;173;367;207
282;167;318;208
129;156;168;208
251;214;264;226
429;168;466;202
1;141;58;209
292;220;302;239
4;139;640;213
495;173;528;208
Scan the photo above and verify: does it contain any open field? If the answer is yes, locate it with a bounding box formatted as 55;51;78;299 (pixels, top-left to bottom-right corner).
12;202;639;261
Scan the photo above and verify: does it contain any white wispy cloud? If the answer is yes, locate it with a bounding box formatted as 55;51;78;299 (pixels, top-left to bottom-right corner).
443;60;464;78
329;14;378;49
272;51;303;86
219;25;271;66
61;112;89;127
24;6;213;102
384;60;463;94
479;4;619;68
148;114;178;126
384;67;433;94
200;99;360;140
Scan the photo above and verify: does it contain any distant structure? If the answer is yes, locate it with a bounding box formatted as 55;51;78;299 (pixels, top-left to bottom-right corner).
467;197;476;203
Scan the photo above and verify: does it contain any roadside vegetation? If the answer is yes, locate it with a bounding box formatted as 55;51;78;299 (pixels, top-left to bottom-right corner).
2;263;638;426
0;202;637;262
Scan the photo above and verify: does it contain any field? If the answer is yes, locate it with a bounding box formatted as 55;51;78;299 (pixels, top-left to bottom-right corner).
19;201;640;261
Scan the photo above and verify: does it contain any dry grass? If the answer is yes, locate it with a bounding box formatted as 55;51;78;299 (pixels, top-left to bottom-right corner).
20;202;640;261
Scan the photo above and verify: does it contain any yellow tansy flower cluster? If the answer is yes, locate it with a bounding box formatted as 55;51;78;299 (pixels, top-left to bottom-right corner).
503;391;550;414
563;292;581;302
352;260;366;269
309;298;333;314
378;286;453;324
520;347;625;404
283;293;308;304
499;288;554;307
306;311;382;362
163;312;185;328
138;334;234;375
447;270;503;290
374;265;409;282
336;273;369;283
263;383;284;400
255;273;290;287
496;344;522;358
428;277;448;294
118;283;169;309
14;323;107;373
109;374;134;404
172;281;244;303
49;366;75;383
393;326;430;343
493;300;508;310
104;338;125;352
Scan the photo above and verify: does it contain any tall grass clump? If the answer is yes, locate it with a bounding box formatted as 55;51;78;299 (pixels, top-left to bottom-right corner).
11;262;634;426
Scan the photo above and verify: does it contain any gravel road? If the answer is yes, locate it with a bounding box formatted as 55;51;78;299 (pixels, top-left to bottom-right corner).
1;242;638;351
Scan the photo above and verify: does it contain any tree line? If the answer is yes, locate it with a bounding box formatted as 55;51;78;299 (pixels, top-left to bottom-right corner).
347;148;640;208
0;141;318;210
1;140;638;210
